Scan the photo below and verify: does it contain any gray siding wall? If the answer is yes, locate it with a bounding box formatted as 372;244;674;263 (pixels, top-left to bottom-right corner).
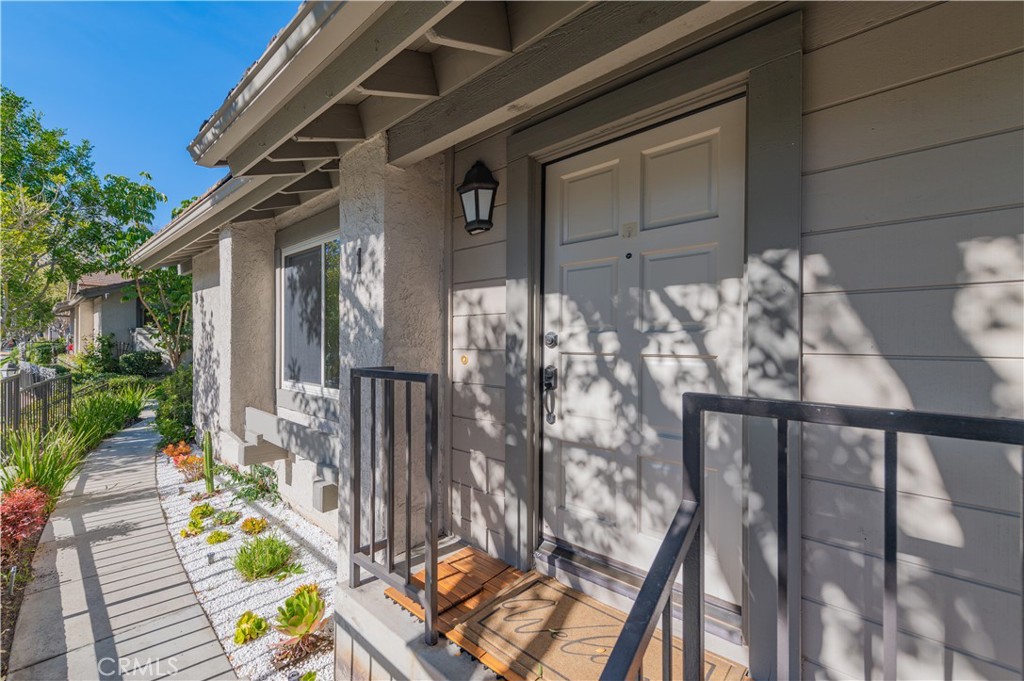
449;134;510;558
799;2;1023;678
99;293;137;345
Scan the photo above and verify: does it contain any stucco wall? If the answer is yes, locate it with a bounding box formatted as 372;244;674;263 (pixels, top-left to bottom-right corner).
98;292;137;345
192;246;222;438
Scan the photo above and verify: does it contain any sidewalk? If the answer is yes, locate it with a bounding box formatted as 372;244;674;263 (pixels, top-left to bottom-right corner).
7;412;236;680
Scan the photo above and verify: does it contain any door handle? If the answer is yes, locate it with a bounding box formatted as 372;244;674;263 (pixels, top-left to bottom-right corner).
543;365;557;424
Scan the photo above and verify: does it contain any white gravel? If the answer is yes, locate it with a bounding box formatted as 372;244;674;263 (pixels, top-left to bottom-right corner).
156;452;336;681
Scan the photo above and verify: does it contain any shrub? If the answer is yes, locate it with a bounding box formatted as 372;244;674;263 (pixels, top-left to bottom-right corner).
273;588;329;659
240;517;268;535
189;503;215;522
118;350;163;376
207;530;231;544
233;611;268;645
80;334;117;374
154;365;193;445
234;535;294;581
0;486;49;559
25;340;63;365
214;510;240;526
0;425;95;499
218;463;280;505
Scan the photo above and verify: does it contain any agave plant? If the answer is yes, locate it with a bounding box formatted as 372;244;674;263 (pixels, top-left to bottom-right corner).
273;589;329;659
233;610;268;645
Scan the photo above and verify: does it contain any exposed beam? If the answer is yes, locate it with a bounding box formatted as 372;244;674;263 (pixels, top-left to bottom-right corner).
268;140;341;161
293;104;365;142
432;47;502;94
242;159;307;176
427;2;511;56
254;193;300;211
358;96;428;138
281;171;334;194
507;1;592;51
225;1;457;176
358;50;438;99
232;209;278;223
389;2;755;165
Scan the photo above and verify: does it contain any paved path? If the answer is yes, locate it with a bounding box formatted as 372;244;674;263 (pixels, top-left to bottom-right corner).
8;413;237;680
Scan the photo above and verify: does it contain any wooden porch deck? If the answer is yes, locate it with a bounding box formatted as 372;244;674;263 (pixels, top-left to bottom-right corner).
385;546;749;681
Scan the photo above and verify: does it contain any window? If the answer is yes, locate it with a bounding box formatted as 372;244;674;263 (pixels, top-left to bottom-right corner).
281;238;340;392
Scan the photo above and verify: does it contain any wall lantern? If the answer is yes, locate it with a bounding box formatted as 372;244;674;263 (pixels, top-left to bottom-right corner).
457;161;499;235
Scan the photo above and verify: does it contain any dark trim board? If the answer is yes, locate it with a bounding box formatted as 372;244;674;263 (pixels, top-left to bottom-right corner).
504;11;803;678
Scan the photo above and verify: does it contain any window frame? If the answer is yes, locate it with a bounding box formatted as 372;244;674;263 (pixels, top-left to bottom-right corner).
278;233;340;397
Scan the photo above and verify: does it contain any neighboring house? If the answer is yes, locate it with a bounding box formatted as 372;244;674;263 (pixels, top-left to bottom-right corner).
55;272;145;354
130;3;1023;679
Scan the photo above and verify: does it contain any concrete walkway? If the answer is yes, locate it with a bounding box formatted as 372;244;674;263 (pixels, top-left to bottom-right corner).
8;413;236;680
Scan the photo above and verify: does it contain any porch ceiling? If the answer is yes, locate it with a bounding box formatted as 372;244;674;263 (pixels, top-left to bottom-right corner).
132;1;590;270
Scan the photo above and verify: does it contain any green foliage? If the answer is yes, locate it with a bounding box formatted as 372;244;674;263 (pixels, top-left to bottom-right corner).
1;382;149;500
300;672;317;681
24;340;63;364
274;562;305;582
78;334;117;374
233;610;268;645
202;430;215;494
154;365;193;446
217;463;281;505
189;503;215;523
180;518;204;538
118;350;162;376
214;510;240;526
240;516;268;535
1;87;165;340
171;195;199;219
273;588;329;651
206;529;231;545
233;535;294;581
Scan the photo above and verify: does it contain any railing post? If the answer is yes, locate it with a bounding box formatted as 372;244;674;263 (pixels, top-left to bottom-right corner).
349;373;362;589
777;418;790;681
883;431;898;680
681;395;704;681
384;380;395;573
423;373;439;645
40;380;50;436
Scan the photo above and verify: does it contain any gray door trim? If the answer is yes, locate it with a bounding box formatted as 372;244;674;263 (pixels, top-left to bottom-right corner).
504;11;802;679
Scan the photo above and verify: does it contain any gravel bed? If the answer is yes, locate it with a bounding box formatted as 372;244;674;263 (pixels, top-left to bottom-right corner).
156;453;336;681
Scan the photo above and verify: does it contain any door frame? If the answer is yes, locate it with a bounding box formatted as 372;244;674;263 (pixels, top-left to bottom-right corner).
502;11;803;678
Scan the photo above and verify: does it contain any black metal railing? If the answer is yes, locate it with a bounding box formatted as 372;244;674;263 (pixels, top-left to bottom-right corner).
349;367;440;645
602;392;1024;681
0;373;73;457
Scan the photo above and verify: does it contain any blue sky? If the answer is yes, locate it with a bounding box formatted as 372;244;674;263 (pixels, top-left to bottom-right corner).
1;1;299;228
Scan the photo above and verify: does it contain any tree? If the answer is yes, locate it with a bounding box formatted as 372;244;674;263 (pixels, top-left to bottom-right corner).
0;87;165;340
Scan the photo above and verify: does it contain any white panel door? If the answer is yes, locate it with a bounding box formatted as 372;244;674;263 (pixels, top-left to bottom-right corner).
542;98;746;608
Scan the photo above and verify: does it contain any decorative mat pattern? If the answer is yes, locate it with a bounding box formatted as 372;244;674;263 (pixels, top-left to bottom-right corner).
385;547;749;681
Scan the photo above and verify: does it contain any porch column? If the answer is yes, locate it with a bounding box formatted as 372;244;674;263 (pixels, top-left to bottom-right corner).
215;222;276;450
335;133;445;579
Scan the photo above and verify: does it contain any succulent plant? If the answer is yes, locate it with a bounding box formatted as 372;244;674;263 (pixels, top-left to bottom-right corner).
214;510;241;526
207;529;231;544
273;589;329;652
190;503;215;522
300;672;317;681
202;430;215;494
293;583;320;597
180;518;204;538
240;516;268;535
233;610;268;645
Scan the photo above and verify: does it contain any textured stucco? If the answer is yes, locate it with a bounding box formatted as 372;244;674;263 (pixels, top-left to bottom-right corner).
192;246;222;438
99;293;137;345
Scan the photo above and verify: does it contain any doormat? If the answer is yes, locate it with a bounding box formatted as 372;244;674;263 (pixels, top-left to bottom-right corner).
385;548;748;681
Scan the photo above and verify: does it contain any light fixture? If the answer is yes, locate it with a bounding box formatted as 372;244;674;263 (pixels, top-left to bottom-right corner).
457;161;499;235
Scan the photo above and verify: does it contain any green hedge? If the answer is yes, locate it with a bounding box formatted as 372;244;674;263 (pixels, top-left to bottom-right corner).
118;351;163;376
155;365;194;445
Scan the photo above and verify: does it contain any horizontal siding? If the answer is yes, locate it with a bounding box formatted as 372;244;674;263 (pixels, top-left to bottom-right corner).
800;3;1023;677
450;131;510;559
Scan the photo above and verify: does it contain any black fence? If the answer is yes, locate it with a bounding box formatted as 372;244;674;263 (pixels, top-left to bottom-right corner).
349;367;440;645
0;373;74;457
601;392;1024;681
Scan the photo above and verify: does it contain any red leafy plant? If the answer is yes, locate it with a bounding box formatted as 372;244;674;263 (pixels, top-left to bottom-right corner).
1;486;50;560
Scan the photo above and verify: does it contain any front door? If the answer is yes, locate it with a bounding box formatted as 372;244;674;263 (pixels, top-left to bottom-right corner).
541;98;746;610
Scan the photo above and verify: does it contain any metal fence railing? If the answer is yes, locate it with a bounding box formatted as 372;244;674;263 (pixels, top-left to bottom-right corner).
601;392;1024;681
0;373;74;456
349;367;440;645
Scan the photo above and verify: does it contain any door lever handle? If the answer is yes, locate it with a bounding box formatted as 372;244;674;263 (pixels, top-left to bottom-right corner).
543;365;557;424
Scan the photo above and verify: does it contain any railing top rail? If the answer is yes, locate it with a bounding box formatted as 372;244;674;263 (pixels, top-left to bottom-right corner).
683;392;1024;445
19;374;69;392
351;367;436;384
1;374;18;388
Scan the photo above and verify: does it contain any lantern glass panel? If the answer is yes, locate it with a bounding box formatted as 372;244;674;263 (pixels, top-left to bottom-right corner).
477;189;494;221
461;191;477;222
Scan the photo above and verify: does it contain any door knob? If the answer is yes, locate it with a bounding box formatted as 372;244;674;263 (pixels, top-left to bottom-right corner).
544;332;558;348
